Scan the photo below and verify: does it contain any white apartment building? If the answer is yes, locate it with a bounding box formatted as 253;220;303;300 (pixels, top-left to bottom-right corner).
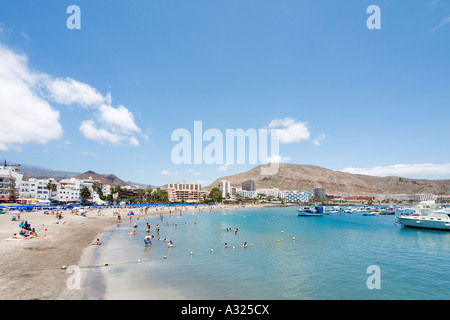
19;178;56;200
256;188;281;198
236;190;257;198
18;177;96;202
218;180;231;199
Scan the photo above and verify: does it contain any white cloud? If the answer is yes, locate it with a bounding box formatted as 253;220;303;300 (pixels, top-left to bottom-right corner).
261;155;291;164
80;150;96;157
268;117;310;144
188;169;201;176
128;136;140;147
312;134;326;146
432;16;450;33
43;77;105;107
98;104;142;134
79;120;122;145
78;104;143;147
0;41;144;150
341;163;450;177
0;43;63;151
217;163;230;172
161;170;178;176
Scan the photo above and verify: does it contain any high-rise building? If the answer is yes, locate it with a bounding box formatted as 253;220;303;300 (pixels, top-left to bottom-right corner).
218;180;231;199
314;187;326;199
242;179;256;191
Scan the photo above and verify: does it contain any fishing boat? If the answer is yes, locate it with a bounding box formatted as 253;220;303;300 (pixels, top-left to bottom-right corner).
397;201;450;231
298;206;324;216
379;207;396;215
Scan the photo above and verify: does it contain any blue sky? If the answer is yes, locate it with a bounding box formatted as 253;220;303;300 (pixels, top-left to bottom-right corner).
1;0;450;187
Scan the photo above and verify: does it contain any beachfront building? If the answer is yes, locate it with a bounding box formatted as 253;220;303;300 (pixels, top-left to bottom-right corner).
17;177;98;203
165;183;202;203
218;180;231;199
314;187;326;199
0;176;17;203
18;178;57;202
242;179;256;191
284;190;312;203
256;188;282;198
375;193;436;203
236;190;257;198
0;161;23;202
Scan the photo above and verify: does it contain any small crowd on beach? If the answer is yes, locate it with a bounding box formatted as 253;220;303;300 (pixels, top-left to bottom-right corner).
12;220;45;240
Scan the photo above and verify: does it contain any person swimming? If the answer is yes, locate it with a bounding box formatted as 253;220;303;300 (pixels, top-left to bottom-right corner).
242;242;248;248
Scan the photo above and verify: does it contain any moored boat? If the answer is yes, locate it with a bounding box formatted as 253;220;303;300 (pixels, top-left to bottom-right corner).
298;206;324;217
397;201;450;231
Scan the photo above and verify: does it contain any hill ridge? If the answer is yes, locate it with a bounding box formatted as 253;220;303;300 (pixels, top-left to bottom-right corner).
206;163;450;195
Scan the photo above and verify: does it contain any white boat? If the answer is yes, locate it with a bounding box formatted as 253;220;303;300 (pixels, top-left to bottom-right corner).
397;201;450;231
363;211;376;216
298;206;324;217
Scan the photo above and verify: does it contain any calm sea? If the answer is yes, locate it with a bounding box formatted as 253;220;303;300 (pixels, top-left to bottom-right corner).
85;206;450;300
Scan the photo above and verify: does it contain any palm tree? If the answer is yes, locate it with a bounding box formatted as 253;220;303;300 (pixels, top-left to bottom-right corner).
46;182;57;200
112;185;121;200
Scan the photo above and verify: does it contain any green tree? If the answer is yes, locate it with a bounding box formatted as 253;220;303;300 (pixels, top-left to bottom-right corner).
46;182;57;199
209;187;223;203
80;186;92;201
153;187;169;203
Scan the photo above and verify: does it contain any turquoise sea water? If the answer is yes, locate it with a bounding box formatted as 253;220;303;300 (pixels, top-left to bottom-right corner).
86;206;450;300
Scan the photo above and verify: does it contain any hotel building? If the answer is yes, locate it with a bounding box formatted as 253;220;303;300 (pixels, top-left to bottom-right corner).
285;190;313;203
166;183;202;203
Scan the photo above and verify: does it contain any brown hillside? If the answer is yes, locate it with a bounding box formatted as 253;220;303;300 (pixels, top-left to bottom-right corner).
75;171;128;186
206;164;450;195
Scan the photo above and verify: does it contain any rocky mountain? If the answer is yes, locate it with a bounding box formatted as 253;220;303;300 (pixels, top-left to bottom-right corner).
206;163;450;195
75;171;129;186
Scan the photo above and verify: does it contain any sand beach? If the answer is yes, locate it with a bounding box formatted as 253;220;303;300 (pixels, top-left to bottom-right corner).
0;203;255;300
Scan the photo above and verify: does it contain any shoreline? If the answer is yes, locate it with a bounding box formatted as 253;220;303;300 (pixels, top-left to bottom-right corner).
0;203;257;300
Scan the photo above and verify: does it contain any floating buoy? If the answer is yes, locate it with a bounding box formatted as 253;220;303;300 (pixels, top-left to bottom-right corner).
262;242;265;245
190;252;193;255
105;263;109;266
61;265;66;270
277;240;280;242
251;243;253;246
137;260;141;263
281;231;284;233
292;237;296;241
210;249;214;253
164;256;167;259
232;246;235;249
